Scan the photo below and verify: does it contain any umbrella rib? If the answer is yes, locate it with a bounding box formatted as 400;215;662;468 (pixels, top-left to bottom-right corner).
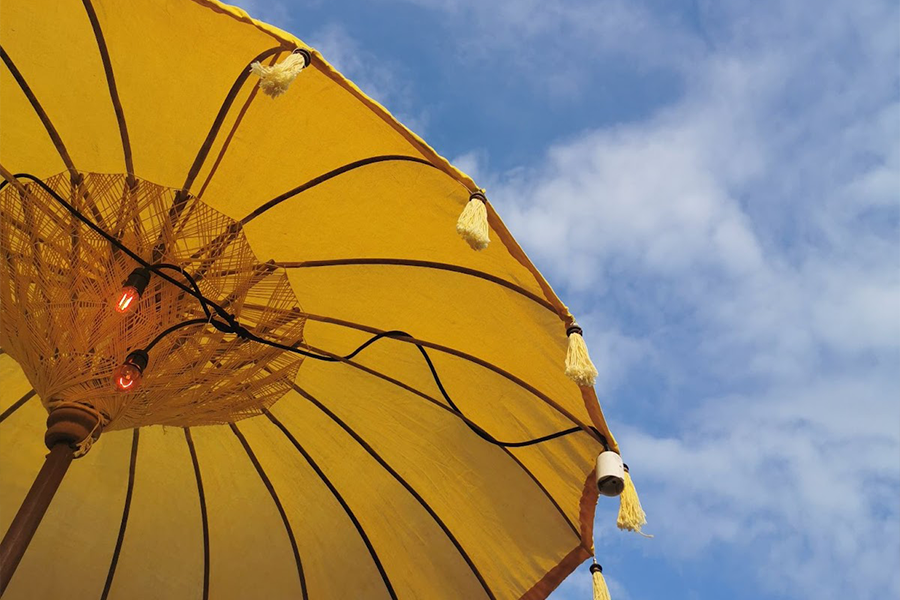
286;385;499;600
239;155;440;225
264;410;400;600
153;45;286;262
80;0;134;177
0;46;77;176
194;69;267;201
300;312;605;445
0;390;36;424
181;46;287;195
274;258;558;313
299;347;582;539
100;428;139;600
183;428;211;600
229;423;309;600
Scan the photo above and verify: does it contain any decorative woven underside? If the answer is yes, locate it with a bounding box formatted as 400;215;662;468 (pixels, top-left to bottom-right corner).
0;172;305;430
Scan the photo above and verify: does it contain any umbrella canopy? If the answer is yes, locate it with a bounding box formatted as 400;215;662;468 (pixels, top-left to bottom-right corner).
0;1;643;598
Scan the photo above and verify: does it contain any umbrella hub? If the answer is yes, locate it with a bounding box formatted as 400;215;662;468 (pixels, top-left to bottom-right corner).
1;171;306;431
44;402;103;456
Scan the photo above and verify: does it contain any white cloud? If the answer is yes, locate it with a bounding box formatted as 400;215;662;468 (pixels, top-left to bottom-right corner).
439;1;900;599
397;0;703;97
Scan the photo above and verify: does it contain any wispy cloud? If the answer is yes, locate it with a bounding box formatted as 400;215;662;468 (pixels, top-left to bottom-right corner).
451;0;900;598
398;0;703;97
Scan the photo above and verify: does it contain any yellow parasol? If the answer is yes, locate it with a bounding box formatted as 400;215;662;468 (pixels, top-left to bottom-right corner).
0;1;646;598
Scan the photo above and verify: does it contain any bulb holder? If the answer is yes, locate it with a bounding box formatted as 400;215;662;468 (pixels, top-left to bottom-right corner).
124;267;151;294
596;450;625;497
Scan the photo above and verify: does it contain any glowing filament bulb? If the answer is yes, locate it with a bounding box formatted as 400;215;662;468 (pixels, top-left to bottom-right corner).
114;350;149;392
115;287;140;314
114;267;151;315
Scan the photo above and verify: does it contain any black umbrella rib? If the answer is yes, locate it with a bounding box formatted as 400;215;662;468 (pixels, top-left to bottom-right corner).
229;424;308;600
155;46;286;262
264;410;400;600
183;428;210;600
296;348;581;539
0;390;36;424
80;0;134;178
180;46;286;195
275;258;558;312
194;73;267;201
299;312;608;447
101;428;139;600
285;387;498;600
300;338;591;450
0;46;77;176
239;155;438;225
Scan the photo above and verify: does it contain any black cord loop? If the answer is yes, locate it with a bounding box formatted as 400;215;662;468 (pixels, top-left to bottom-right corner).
1;172;609;449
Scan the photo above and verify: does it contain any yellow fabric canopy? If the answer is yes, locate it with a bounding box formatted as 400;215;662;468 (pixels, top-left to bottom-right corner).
0;1;632;598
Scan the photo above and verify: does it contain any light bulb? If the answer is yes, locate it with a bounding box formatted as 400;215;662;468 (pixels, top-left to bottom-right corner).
115;286;140;314
114;267;151;314
114;350;149;392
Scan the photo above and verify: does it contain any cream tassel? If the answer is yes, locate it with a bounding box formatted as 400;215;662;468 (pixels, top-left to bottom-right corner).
590;561;611;600
565;324;598;386
456;192;490;250
251;48;310;98
617;467;651;536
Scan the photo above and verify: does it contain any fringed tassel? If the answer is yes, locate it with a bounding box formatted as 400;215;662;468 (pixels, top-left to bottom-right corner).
251;48;311;98
456;192;490;250
565;324;598;386
617;467;651;536
590;562;611;600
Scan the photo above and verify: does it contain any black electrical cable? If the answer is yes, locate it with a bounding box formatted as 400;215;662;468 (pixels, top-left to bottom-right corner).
145;318;210;351
2;172;610;450
150;263;212;319
2;174;203;301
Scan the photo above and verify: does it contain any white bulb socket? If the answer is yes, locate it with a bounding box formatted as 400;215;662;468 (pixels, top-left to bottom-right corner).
596;451;625;497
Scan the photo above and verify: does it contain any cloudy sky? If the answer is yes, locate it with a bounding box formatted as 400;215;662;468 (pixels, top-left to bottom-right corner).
236;1;899;598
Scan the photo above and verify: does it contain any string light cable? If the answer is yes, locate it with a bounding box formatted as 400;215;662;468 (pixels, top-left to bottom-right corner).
0;172;610;450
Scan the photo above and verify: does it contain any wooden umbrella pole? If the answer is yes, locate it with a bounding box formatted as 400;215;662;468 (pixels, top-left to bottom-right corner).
0;404;100;595
0;443;74;595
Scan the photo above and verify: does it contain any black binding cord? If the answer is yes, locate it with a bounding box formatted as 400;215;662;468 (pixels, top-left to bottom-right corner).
1;173;609;449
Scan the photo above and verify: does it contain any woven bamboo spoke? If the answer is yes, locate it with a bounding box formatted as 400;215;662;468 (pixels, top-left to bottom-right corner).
0;172;305;430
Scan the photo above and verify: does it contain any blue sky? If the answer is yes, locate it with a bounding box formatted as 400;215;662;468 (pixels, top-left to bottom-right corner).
236;1;899;598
